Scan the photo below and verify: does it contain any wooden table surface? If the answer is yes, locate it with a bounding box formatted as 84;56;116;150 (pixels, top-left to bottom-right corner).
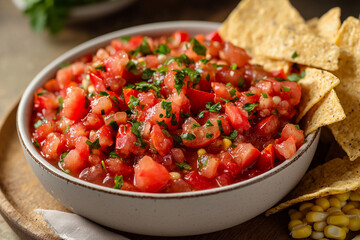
0;0;358;239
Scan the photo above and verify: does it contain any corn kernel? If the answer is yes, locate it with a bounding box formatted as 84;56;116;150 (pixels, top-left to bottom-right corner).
341;226;349;233
313;221;327;232
197;148;206;157
299;202;314;213
169;172;181;180
311;205;324;212
291;224;312;239
288;219;303;231
311;231;324;239
222;138;232;150
335;192;350;202
316;198;330;210
350;192;360;201
290;211;304;220
329;197;342;209
347;208;360;231
326;207;342;215
342;203;355;213
349;201;360;208
327;214;349;227
324;225;346;240
306;211;328;223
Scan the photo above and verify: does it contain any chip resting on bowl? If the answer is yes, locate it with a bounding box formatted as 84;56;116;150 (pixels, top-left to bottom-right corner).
329;17;360;161
266;156;360;216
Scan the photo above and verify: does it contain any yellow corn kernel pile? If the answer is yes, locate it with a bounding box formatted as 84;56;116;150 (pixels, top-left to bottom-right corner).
288;191;360;239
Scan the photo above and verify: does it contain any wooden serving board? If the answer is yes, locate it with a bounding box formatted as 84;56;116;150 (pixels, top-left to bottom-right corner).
0;104;355;240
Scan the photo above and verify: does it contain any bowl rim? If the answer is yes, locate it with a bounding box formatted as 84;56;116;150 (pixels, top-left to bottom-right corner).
17;20;320;199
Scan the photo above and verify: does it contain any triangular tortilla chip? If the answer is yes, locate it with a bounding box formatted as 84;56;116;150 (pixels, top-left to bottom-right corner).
329;17;360;161
302;89;345;136
316;7;341;43
250;56;291;73
297;68;340;123
266;156;360;216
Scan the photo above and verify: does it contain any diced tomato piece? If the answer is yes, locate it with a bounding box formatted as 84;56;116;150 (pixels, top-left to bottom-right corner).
166;179;192;193
221;42;250;67
231;143;260;170
104;50;129;77
104;112;127;126
127;35;144;50
123;88;139;106
274;136;297;161
239;169;266;181
184;171;213;190
91;96;113;115
34;90;59;113
105;158;133;176
63;86;89;121
277;123;304;149
205;31;223;43
145;55;159;68
172;31;190;45
198;155;219;179
115;124;147;157
91;125;114;148
65;123;89;148
134;156;170;193
215;172;232;187
271;70;287;79
186;88;215;113
75;136;90;160
255;115;280;137
225;103;250;132
89;72;106;92
83;112;104;130
63;149;88;173
150;124;173;156
215;66;245;87
34;121;55;142
44;79;60;92
42;133;65;160
254;144;275;171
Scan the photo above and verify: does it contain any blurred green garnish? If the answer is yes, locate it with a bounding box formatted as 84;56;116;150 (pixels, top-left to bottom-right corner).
24;0;104;34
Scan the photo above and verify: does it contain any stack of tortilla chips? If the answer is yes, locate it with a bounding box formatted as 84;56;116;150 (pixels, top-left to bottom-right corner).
220;0;360;215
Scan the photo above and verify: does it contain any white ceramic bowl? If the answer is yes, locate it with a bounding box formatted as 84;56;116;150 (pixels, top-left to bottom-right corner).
17;21;320;236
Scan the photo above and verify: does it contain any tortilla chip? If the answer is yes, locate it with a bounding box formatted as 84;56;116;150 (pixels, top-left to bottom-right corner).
250;56;291;73
302;89;345;136
328;17;360;161
307;17;319;32
266;156;360;216
316;7;341;42
253;25;340;71
296;68;340;122
219;0;308;54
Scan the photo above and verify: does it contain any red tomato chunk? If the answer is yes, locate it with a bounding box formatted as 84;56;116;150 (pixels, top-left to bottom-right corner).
30;30;305;193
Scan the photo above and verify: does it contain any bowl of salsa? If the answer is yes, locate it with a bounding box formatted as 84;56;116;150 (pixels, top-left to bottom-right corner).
17;21;320;236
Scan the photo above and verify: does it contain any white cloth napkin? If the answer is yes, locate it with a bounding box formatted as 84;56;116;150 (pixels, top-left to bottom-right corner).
35;209;129;240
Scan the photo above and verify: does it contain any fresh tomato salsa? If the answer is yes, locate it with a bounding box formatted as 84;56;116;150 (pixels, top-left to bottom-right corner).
30;30;305;193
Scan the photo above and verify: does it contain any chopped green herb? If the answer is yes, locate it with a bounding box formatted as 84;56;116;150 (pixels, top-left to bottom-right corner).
287;70;305;82
181;133;196;140
217;119;224;134
109;121;118;131
135;81;160;92
86;138;101;150
205;120;214;127
110;96;119;108
275;77;286;82
141;68;155;80
58;97;64;110
238;76;245;88
183;68;201;87
229;89;236;97
113;175;123;189
281;86;291;92
36;90;47;96
84;96;90;108
156;120;168;129
205;73;210;81
128;95;140;109
34;119;44;129
245;91;255;97
60;152;68;163
161;100;173;118
173;69;186;95
166;54;194;66
170;113;178;126
101;160;107;172
291;51;298;59
162;129;172;138
176;162;192;171
99;91;109;96
64;125;70;134
198;156;208;171
95;64;106;72
261;93;268;99
33;139;40;148
120;36;131;42
230;64;238;70
242;102;259;114
125;60;141;75
295;124;300;130
220;97;230;103
200;58;210;64
222;130;238;140
109;150;120;159
180;112;191;119
101;109;105;116
206;102;222;113
139;37;152;55
190;38;207;56
198;111;205;119
59;62;70;69
130;120;147;149
172;134;183;145
191;123;201;129
206;133;214;139
154;44;170;55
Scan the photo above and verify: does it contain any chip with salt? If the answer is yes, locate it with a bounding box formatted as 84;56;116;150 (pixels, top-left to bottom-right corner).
266;156;360;216
328;17;360;161
296;68;340;123
219;0;307;54
302;89;345;136
315;7;341;43
253;25;340;71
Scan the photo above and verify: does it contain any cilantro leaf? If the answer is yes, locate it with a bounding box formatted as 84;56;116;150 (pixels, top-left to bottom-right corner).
291;51;298;59
287;70;305;82
161;100;173;118
181;133;196;140
206;102;222;113
154;44;170;54
190;38;207;56
176;162;192;171
128;95;140;109
173;69;186;95
109;150;120;159
242;102;259;114
141;68;155;80
113;175;123;189
222;130;238;140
